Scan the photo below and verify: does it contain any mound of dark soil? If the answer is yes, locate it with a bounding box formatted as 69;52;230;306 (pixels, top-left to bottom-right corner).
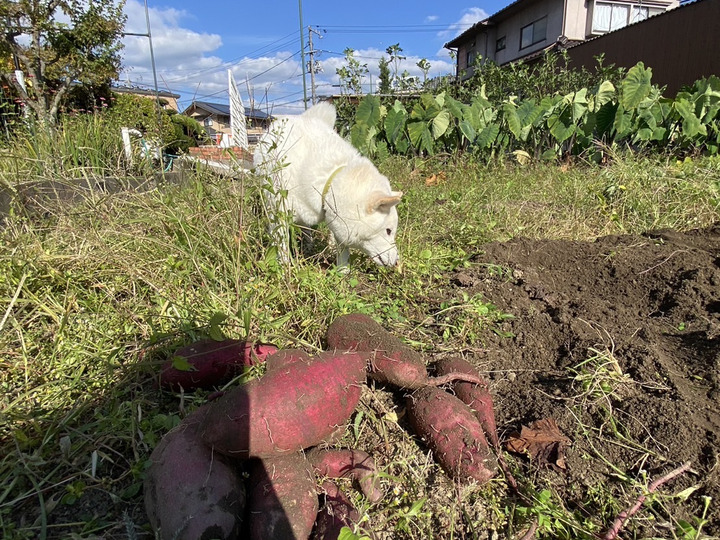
450;224;720;537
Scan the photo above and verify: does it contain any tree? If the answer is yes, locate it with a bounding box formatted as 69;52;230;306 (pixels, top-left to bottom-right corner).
385;43;405;89
377;56;391;94
335;48;368;96
0;0;127;125
417;58;431;87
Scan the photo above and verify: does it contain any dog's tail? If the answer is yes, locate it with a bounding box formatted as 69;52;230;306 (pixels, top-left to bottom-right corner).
302;101;336;128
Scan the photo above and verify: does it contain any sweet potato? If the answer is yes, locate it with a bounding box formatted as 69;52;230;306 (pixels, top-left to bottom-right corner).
327;313;486;389
160;338;278;391
246;452;319;540
265;348;312;372
434;357;499;447
308;448;383;503
200;350;367;458
312;481;361;540
144;407;246;540
326;313;429;389
406;386;497;484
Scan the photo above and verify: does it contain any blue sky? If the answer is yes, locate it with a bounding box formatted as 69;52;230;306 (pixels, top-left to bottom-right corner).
118;1;507;114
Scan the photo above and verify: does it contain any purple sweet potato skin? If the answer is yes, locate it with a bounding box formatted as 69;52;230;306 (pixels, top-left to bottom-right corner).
326;313;428;389
247;453;319;540
160;339;278;391
144;406;246;540
406;386;497;484
200;351;367;458
308;448;383;503
434;357;499;447
265;348;312;372
312;481;361;540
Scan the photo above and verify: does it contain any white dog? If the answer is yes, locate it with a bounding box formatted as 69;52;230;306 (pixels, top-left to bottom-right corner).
254;102;402;267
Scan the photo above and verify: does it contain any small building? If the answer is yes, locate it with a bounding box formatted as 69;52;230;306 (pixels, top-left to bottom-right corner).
111;84;180;112
182;101;273;145
445;0;679;78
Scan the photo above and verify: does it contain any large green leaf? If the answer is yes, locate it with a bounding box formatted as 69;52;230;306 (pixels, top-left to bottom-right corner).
613;104;633;139
593;80;615;112
355;95;381;128
444;95;466;120
431;110;450;139
570;88;589;124
503;102;522;139
621;62;653;110
549;117;575;143
675;98;707;138
410;102;428;121
384;106;408;145
476;123;500;149
517;99;544;127
407;121;431;151
595;102;617;137
459;120;477;143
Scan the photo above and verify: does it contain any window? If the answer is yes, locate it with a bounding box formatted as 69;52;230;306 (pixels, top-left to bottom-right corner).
466;50;476;67
496;36;506;52
520;17;547;49
203;117;213;127
592;1;665;33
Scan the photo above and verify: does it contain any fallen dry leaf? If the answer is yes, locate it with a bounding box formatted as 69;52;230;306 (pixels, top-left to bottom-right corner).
425;171;447;186
506;417;570;469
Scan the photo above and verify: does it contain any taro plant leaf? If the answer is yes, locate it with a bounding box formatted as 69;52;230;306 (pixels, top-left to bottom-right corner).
613;104;634;140
596;101;620;139
503;102;522;139
385;104;408;146
592;80;616;112
459;120;477;143
621;62;653;109
652;126;668;141
410;101;428;121
476;123;500;149
517;99;544;128
570;88;589;123
445;94;466;120
356;94;382;128
407;120;435;154
675;98;707;139
376;140;390;161
432;110;451;139
548;104;575;143
351;123;370;154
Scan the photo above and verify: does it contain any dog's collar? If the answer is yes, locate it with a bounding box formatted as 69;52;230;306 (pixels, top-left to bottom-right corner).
321;166;345;207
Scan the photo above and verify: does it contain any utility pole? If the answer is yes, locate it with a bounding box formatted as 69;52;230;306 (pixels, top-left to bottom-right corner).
123;0;162;125
298;0;308;109
307;26;323;105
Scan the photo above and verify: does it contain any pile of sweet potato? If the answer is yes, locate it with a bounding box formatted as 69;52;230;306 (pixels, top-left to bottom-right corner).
145;313;500;540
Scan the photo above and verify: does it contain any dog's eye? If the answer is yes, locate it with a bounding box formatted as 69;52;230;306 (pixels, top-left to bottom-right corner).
386;228;392;236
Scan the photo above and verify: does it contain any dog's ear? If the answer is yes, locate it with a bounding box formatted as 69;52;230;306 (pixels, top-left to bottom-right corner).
367;191;403;213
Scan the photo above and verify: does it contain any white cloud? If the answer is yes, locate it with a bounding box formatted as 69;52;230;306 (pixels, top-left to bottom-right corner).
439;7;489;41
119;0;305;112
425;15;439;22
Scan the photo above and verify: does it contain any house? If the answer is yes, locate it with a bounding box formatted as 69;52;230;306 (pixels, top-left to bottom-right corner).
564;0;720;95
112;84;180;112
182;101;273;145
444;0;679;78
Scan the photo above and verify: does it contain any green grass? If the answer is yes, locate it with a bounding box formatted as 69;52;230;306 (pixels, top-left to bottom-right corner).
0;144;718;538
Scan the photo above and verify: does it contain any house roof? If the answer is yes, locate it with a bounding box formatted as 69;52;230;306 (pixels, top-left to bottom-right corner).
112;84;180;99
444;0;545;48
445;0;688;49
183;100;273;121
